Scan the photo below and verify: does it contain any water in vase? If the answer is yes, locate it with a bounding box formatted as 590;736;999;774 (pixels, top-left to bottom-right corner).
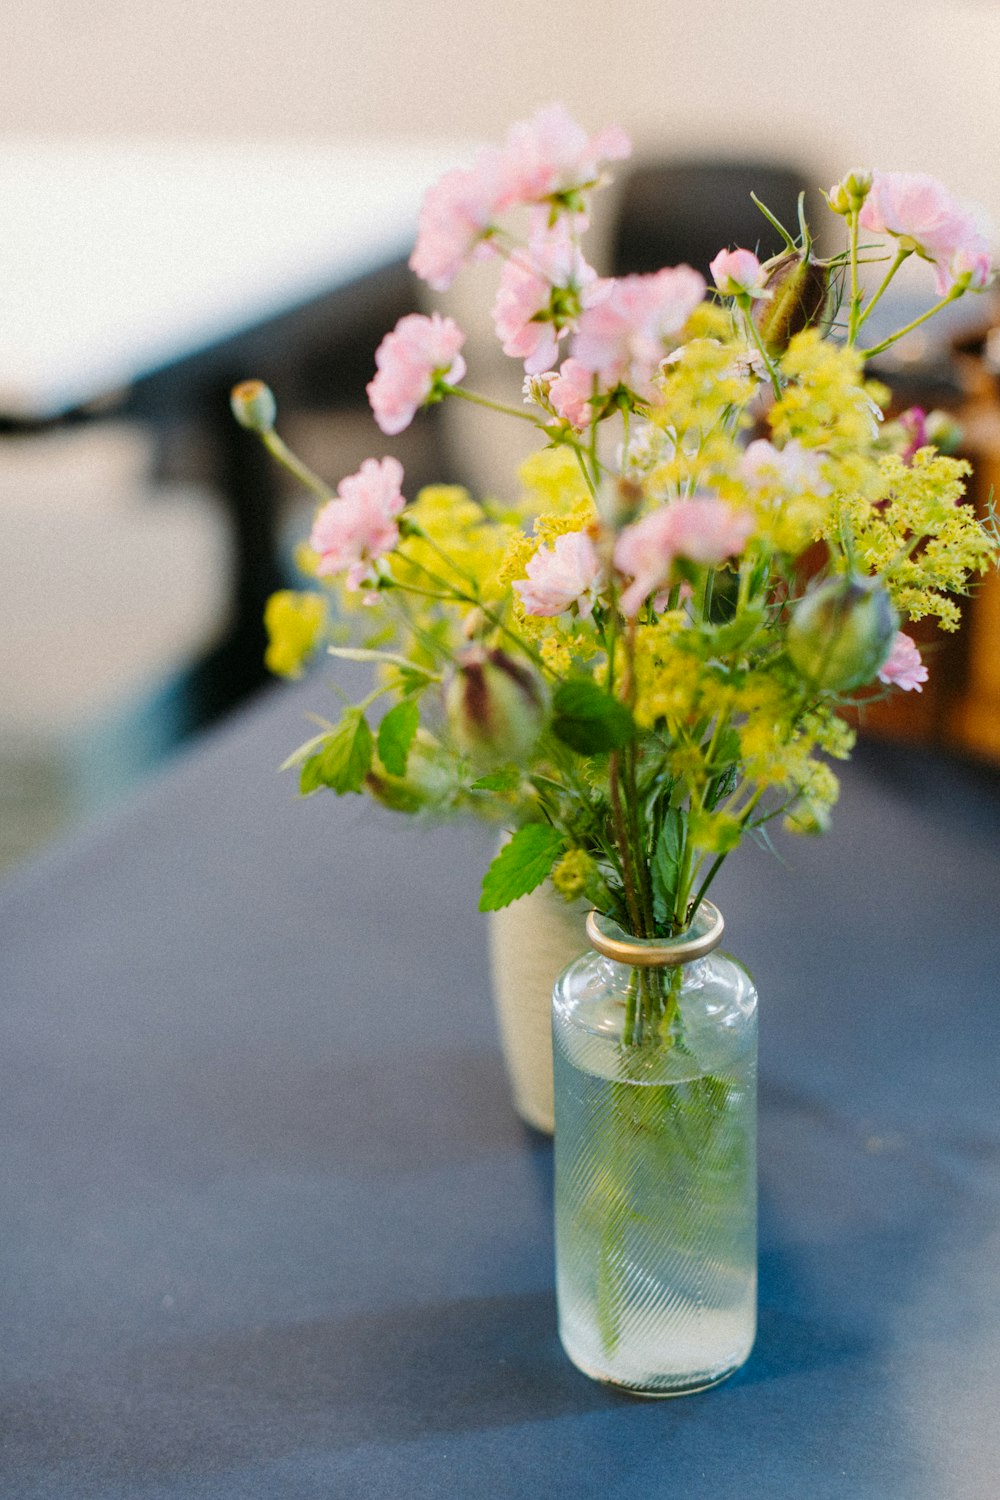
553;953;757;1396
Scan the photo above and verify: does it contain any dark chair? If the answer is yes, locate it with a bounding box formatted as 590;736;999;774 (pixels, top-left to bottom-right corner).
609;158;817;277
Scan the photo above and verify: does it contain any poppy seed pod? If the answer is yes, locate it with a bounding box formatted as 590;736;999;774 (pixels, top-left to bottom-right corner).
787;574;898;692
446;647;546;768
752;252;834;354
230;379;277;433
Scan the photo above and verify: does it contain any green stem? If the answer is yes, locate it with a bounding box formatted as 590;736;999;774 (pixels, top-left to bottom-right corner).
861;285;964;360
261;429;334;503
846;209;863;345
442;384;542;424
741;303;782;401
852;246;910;340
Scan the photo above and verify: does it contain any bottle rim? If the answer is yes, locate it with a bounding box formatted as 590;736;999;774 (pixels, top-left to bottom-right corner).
585;901;725;967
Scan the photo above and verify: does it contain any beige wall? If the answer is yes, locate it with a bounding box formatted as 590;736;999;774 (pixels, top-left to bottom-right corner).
2;0;999;221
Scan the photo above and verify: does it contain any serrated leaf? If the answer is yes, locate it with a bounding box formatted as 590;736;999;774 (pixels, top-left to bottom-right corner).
280;730;336;774
377;699;419;777
651;807;685;925
551;679;636;754
470;766;522;793
478;823;565;911
300;710;373;796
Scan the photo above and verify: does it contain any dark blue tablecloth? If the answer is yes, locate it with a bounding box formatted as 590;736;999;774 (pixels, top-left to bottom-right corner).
2;678;999;1499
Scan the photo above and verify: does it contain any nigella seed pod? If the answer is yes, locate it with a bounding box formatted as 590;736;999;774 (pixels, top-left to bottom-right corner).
752;252;834;354
787;574;898;692
446;647;546;768
230;379;277;433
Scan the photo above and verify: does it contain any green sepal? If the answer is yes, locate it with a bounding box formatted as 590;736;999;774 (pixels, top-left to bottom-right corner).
470;766;522;793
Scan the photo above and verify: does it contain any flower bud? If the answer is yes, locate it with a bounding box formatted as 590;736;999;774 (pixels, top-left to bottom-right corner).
828;170;872;215
446;647;546;768
787;574;898;692
231;379;277;433
752;251;834;354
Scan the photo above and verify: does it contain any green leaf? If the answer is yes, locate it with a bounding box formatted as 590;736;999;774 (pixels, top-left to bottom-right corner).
470;766;521;793
551;679;636;755
651;808;685;925
709;605;766;657
377;699;420;777
300;710;373;796
479;823;565;911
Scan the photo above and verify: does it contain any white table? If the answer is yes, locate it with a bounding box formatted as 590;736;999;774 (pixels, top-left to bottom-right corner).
0;139;464;720
0;138;463;420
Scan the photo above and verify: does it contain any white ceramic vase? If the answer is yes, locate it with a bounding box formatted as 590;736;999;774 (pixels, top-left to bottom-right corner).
488;882;587;1134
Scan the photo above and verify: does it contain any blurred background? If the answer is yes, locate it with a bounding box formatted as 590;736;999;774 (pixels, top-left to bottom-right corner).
3;0;1000;871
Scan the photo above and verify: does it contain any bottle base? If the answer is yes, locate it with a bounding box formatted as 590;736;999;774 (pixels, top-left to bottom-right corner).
561;1334;750;1398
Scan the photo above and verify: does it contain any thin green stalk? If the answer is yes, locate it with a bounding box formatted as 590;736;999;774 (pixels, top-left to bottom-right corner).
261;429;334;503
861;284;965;359
742;305;782;401
852;246;910;340
442;383;542;424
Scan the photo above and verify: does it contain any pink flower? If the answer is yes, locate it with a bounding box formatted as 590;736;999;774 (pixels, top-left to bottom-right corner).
571;266;706;400
310;457;406;590
614;498;754;616
514;529;605;617
547;358;598;428
740;438;830;494
877;632;928;692
498;104;631;217
710;247;768;299
492;225;600;373
859;172;992;296
367;313;466;436
409;149;504;291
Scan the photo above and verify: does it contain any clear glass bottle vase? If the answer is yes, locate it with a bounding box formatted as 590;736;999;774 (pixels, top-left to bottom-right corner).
552;902;758;1396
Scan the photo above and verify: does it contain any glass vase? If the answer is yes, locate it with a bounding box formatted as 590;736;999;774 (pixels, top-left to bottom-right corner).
552;902;757;1396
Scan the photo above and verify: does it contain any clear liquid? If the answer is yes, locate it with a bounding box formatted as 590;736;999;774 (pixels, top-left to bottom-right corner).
553;986;757;1395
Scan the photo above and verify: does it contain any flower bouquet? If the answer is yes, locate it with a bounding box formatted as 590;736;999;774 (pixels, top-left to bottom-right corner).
234;106;997;1394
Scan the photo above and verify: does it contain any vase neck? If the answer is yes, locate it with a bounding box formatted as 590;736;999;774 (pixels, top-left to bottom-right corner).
585;902;724;968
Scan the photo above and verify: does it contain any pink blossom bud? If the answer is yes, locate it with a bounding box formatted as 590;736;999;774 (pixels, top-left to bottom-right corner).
710;247;768;299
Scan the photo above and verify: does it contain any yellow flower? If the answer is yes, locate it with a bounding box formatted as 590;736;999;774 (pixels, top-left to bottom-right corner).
263;590;327;679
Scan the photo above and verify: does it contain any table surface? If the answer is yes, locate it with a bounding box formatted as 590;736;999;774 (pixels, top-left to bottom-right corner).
0;138;463;421
1;676;999;1500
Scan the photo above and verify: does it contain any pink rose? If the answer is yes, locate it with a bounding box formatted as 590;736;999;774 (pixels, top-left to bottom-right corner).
877;632;928;692
492;224;600;374
614;498;753;616
498;104;631;216
859;171;992;296
546;359;597;429
710;247;768;299
367;313;466;436
310;457;406;590
409;149;504;291
571;266;706;400
740;438;830;495
513;529;605;617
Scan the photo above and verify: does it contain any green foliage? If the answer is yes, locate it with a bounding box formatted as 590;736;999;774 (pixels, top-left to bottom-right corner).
377;699;420;776
479;823;566;911
300;710;373;796
551;679;636;754
651;808;684;926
